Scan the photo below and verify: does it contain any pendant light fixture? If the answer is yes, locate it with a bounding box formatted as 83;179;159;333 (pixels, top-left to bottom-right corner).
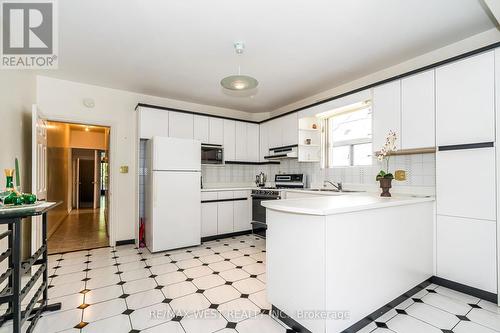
220;42;259;91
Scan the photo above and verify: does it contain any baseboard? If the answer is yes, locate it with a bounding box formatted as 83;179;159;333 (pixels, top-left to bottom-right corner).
115;239;136;246
271;305;312;333
341;280;431;333
201;230;253;242
430;276;497;304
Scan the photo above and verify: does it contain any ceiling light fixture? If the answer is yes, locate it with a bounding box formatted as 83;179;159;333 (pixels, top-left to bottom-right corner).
220;42;258;91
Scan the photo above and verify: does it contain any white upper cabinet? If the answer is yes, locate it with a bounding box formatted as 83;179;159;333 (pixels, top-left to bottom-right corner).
268;118;282;149
235;121;248;161
168;112;194;139
259;121;270;161
193;115;209;143
281;113;298;147
401;70;435;149
209;118;224;145
436;51;495;146
139;107;169;139
247;123;260;162
372;80;401;151
223;120;236;161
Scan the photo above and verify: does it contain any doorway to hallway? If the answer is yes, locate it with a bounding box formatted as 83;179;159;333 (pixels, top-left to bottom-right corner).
45;121;110;254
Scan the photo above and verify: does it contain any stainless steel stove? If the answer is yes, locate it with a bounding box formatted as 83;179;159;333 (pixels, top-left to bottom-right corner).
251;174;306;237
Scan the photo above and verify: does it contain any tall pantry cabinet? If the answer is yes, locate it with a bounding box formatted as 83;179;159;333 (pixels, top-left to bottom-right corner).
435;50;498;295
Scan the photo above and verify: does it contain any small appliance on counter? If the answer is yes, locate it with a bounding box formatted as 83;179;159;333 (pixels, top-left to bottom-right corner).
255;172;267;187
251;173;306;237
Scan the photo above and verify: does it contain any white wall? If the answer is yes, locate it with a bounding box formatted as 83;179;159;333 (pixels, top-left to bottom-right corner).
36;76;255;243
271;28;500;117
0;71;36;276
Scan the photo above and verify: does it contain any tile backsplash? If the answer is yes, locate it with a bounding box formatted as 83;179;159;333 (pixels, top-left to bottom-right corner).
202;153;436;193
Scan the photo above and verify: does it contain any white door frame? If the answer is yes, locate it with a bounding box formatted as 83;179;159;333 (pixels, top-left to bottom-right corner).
42;115;117;247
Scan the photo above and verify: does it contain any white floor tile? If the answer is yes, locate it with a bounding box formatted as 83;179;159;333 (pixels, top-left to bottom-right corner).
86;273;121;289
406;302;459;329
54;264;88;276
50;271;86;284
454;320;499;333
217;297;261;322
140;321;185;333
421;292;472;315
145;256;172;266
82;298;127;322
150;263;179;275
230;256;256;267
155;271;187;286
115;253;142;264
84;284;123;304
81;314;131;333
163;281;197;298
435;286;480;304
219;251;244;259
169;252;193;261
386;314;443;333
48;292;84;313
181;309;227;333
118;260;147;272
199;254;225;264
467;308;500;331
126;289;165;310
49;281;86;299
87;266;118;278
204;285;241;304
169;293;210;315
242;263;265;275
232;278;265;294
192;274;226;290
33;308;83;333
120;268;151;282
236;314;286;333
177;258;203;269
123;277;157;294
191;248;214;257
249;290;271;310
130;302;174;330
183;265;214;279
479;300;500;315
219;268;250;282
209;261;236;273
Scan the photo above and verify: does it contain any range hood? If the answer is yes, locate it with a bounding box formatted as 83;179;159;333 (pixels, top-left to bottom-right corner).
264;145;298;160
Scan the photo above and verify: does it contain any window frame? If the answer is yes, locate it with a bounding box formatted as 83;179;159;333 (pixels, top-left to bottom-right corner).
323;105;373;168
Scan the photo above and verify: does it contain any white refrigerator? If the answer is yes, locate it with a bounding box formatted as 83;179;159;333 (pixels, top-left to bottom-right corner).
146;136;201;252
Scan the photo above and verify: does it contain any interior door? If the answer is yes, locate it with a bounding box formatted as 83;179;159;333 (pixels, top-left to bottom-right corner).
31;105;47;254
78;159;95;208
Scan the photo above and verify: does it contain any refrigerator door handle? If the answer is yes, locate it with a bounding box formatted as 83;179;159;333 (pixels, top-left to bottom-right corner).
153;180;157;208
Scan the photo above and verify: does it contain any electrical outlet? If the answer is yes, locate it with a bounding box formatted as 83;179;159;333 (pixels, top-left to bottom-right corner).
395;170;406;181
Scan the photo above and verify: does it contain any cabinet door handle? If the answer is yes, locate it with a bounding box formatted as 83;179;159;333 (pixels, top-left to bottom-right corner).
438;142;494;151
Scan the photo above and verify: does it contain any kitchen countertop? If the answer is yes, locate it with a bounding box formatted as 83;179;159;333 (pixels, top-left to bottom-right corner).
261;193;434;216
201;186;257;192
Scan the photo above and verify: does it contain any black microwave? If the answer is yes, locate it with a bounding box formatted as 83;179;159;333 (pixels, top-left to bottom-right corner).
201;145;224;164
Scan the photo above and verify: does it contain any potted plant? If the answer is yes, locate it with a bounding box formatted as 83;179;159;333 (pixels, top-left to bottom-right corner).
375;130;397;197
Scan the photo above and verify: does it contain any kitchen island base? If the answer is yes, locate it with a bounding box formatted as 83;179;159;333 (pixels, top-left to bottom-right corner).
265;199;434;333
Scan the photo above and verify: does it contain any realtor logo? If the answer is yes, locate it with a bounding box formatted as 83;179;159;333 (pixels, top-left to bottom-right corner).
1;0;58;69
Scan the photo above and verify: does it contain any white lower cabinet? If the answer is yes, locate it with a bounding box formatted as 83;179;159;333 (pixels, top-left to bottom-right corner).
201;192;218;237
437;215;497;293
201;190;251;238
436;147;496;221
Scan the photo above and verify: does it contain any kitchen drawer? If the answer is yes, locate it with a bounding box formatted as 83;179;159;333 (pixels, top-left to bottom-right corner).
217;191;234;200
201;192;218;201
436;147;496;221
232;190;249;199
437;215;497;293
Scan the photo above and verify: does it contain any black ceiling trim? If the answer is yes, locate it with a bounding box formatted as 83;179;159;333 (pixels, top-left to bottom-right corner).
136;41;500;125
135;103;260;124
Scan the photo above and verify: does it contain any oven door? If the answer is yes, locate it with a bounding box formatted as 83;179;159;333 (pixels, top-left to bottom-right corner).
251;195;279;223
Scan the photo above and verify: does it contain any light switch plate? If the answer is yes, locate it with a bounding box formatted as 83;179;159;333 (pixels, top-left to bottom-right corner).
120;166;129;174
395;170;406;181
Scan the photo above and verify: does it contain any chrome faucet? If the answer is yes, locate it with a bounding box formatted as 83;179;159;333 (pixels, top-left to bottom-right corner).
324;180;343;191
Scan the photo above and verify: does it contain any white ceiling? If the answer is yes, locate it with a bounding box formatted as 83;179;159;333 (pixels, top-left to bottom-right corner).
43;0;496;113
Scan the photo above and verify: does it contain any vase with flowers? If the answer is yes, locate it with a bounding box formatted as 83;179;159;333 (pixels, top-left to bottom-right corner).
375;130;398;197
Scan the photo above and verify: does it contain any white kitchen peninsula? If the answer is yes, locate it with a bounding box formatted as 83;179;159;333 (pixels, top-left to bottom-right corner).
262;194;435;333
